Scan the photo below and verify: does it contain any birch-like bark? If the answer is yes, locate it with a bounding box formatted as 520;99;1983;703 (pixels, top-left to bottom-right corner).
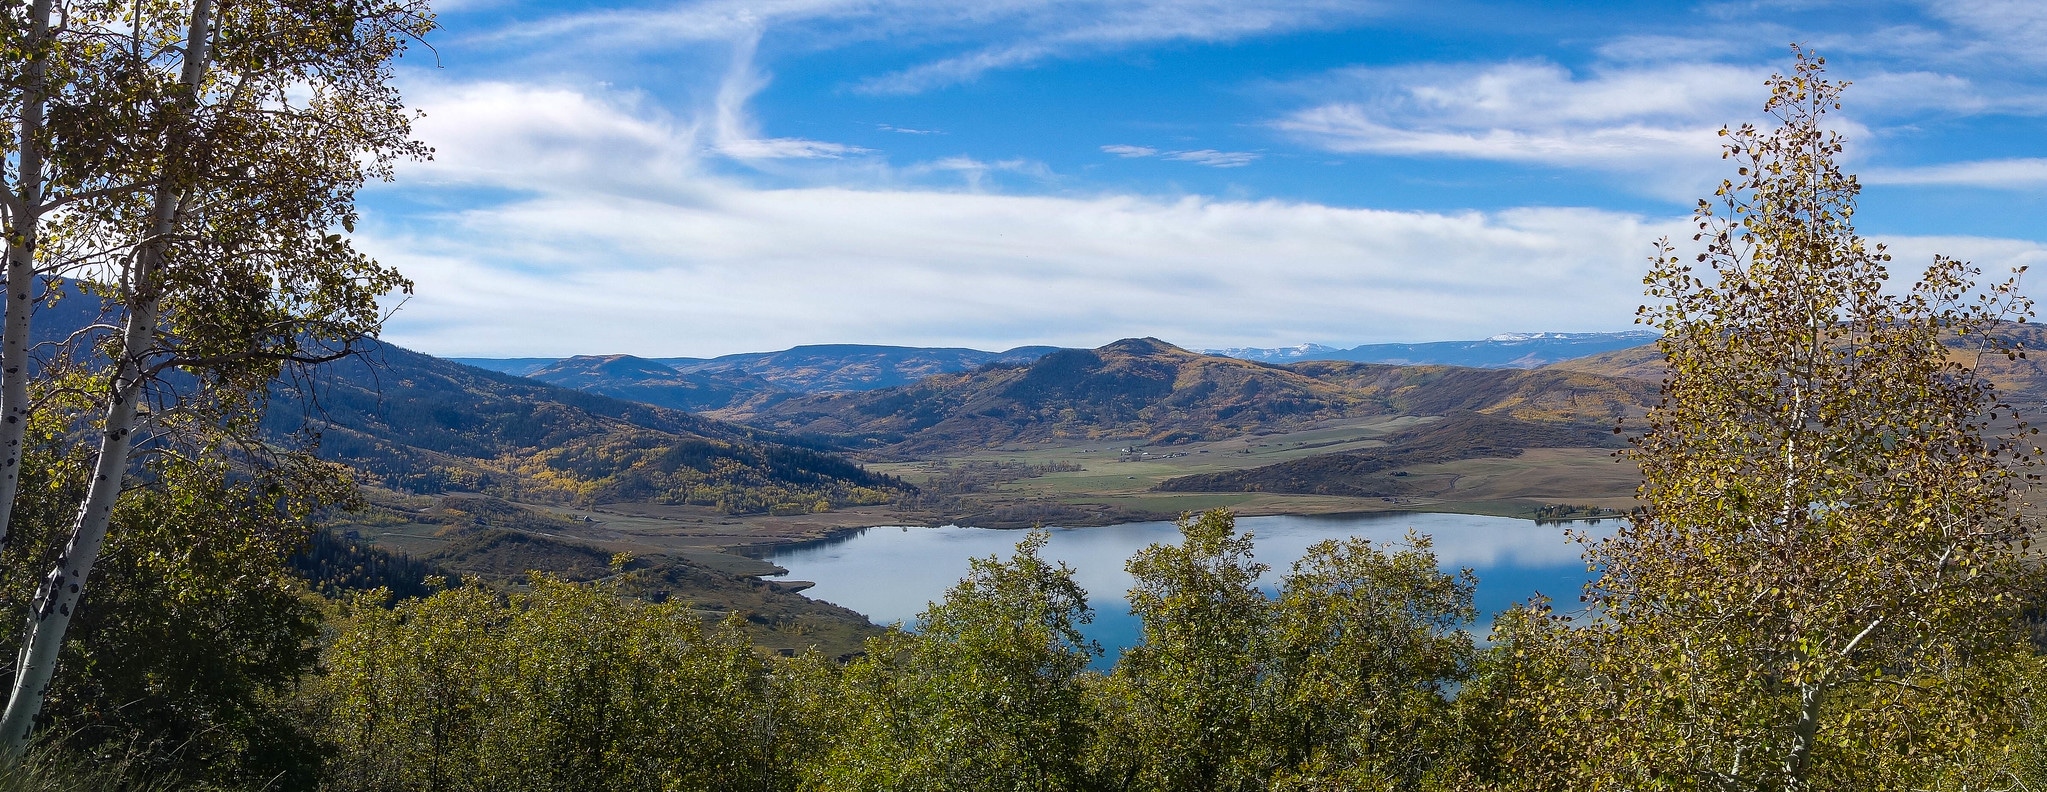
0;0;59;550
1784;680;1821;786
0;0;211;751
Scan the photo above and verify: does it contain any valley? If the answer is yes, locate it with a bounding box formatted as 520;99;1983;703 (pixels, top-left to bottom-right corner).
289;323;2047;657
297;331;1680;657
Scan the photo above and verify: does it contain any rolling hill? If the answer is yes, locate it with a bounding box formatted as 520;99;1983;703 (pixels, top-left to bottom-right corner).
263;340;907;514
1156;412;1628;498
724;337;1659;459
1546;325;2047;418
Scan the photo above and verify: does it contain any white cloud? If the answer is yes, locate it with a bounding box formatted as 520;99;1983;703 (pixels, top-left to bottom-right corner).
370;83;1676;355
1848;69;2047;116
473;0;845;48
1916;0;2047;63
484;0;1384;94
1594;33;1758;63
860;42;1058;95
1865;158;2047;189
366;188;1679;357
368;50;2047;358
1280;107;1717;164
1102;144;1259;168
403;80;703;193
712;30;867;161
1277;60;1764;168
1257;40;2047;203
1164;149;1260;167
1272;57;2023;184
371;163;2047;359
911;156;1053;189
1270;59;1800;196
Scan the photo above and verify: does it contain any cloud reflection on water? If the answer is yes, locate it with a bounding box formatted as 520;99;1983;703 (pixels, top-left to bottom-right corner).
769;511;1617;664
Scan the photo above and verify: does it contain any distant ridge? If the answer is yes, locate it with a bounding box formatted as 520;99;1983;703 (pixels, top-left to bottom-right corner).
456;343;1060;397
1206;331;1659;368
730;337;1658;459
523;354;783;413
451;334;1654;404
656;344;1060;393
449;357;559;377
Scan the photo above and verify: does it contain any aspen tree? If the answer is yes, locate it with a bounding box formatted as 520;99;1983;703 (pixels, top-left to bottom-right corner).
1538;50;2042;790
0;0;428;750
0;0;159;548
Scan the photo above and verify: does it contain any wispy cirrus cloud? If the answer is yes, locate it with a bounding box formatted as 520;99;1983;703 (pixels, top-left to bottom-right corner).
1864;158;2047;188
478;0;1385;94
712;31;868;161
1914;0;2047;63
1275;60;1764;168
1101;144;1260;168
1165;149;1260;167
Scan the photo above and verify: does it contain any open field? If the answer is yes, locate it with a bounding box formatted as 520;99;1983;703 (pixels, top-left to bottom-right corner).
868;415;1640;520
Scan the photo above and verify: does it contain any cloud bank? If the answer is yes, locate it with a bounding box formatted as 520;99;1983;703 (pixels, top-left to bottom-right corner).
364;82;2047;358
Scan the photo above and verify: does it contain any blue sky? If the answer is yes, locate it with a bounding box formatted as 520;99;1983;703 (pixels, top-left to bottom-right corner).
363;0;2047;357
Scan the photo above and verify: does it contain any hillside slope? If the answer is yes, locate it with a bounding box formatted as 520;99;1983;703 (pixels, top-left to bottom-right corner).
265;341;906;513
1548;327;2047;417
1156;412;1627;497
524;355;785;413
726;338;1657;458
453;343;1060;397
658;343;1060;393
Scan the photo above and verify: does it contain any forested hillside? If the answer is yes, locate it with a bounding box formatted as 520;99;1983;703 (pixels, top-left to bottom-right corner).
459;343;1061;402
525;354;785;412
660;343;1060;392
264;341;906;513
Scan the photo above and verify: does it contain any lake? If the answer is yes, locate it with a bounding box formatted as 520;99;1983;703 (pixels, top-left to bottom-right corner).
765;511;1614;665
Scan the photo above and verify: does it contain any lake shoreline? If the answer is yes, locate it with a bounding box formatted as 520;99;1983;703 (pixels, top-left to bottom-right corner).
764;512;1611;663
731;498;1588;570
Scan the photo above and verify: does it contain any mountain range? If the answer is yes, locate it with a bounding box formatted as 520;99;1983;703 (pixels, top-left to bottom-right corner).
658;344;1062;391
274;323;2047;521
453;344;1059;404
448;333;1659;417
720;337;1658;459
456;334;1658;389
1204;331;1660;367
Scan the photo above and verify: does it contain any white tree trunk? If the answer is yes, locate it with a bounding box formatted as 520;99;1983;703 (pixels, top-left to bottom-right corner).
0;0;58;551
0;0;211;751
0;305;151;749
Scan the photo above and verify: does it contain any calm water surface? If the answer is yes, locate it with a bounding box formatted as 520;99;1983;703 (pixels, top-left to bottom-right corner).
766;512;1613;665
